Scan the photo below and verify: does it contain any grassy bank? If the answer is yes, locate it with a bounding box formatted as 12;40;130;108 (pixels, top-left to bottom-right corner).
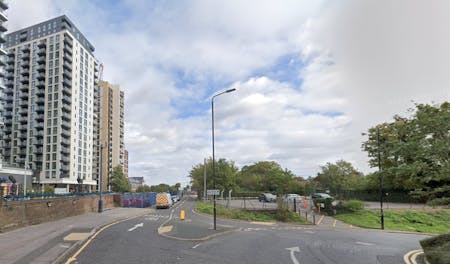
335;209;450;234
196;202;309;224
420;234;450;264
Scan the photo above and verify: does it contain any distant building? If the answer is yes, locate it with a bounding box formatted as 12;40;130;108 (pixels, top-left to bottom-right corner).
129;176;144;192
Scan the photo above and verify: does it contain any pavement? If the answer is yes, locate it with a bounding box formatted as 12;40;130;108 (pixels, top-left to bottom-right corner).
0;207;153;264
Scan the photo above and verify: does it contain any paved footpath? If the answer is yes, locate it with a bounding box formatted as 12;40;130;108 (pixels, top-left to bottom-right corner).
0;207;153;264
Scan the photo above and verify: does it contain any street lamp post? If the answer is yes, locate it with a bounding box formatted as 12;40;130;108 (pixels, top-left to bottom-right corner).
211;88;236;230
377;127;384;230
23;162;28;197
98;143;103;213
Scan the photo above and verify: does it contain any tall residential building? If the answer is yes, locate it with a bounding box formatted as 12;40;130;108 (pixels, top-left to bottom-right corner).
0;0;8;162
1;15;98;191
124;149;128;178
97;80;124;192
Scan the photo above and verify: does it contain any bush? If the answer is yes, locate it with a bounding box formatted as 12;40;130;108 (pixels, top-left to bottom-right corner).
337;200;365;213
420;234;450;264
427;197;450;207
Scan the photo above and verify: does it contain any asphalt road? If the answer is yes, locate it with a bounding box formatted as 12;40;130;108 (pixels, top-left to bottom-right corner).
68;199;429;264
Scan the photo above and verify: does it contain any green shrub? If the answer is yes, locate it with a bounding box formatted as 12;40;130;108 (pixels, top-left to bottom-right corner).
420;234;450;264
427;197;450;207
337;200;365;213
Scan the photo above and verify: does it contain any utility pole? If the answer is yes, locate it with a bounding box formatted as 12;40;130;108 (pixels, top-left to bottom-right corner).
377;127;384;230
98;143;103;212
203;158;207;200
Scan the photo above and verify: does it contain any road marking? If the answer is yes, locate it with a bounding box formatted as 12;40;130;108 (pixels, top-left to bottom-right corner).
403;249;423;264
317;215;325;225
355;241;374;246
411;250;424;264
65;214;146;264
159;225;173;233
332;219;337;227
192;243;201;249
128;223;143;232
286;247;300;264
304;230;315;234
64;233;90;241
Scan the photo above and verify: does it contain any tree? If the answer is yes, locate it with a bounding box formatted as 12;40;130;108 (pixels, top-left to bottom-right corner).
136;185;151;193
110;165;131;193
188;158;239;198
362;102;450;200
313;160;364;193
239;161;296;194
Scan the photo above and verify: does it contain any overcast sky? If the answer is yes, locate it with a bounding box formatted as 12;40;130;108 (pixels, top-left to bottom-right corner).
7;0;450;186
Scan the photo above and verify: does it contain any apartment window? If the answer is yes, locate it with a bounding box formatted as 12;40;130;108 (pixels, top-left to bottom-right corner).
54;84;59;91
53;101;58;108
46;162;50;169
56;35;60;42
46;154;50;160
53;127;57;133
53;119;57;125
53;144;57;151
52;162;56;169
52;153;56;160
53;136;57;143
47;128;51;134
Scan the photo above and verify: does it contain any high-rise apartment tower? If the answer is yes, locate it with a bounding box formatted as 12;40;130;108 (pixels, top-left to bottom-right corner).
1;16;98;191
0;0;8;163
96;80;124;192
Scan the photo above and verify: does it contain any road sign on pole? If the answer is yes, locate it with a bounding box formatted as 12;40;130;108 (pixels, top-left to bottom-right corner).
207;189;220;196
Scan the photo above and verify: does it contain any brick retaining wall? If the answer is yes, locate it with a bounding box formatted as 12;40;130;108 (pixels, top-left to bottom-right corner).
0;194;119;232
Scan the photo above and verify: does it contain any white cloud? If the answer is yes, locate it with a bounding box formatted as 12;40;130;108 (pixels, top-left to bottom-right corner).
6;0;450;186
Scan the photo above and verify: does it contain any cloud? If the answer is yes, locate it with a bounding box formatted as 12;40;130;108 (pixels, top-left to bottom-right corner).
6;0;450;186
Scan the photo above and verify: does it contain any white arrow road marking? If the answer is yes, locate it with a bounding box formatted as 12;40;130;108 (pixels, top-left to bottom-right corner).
128;223;143;232
286;247;300;264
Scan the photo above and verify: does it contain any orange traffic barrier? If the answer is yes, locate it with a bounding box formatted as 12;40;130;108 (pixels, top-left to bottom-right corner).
303;200;308;209
180;209;185;220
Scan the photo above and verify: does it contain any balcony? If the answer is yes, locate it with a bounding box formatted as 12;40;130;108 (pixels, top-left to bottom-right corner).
21;46;30;53
17;116;28;123
64;35;73;47
18;92;28;100
62;78;71;87
62;104;71;113
61;146;70;154
20;76;29;85
61;120;71;129
62;85;71;96
62;97;71;106
61;138;70;146
36;47;46;56
61;127;70;137
4;95;13;102
5;64;14;72
36;72;45;81
18;108;28;115
61;112;71;121
37;41;46;48
63;44;72;55
18;124;28;131
60;165;70;172
35;88;45;97
32;139;43;145
63;52;72;63
37;55;45;64
36;97;45;105
20;68;30;76
35;114;44;121
3;111;12;117
35;81;45;88
34;130;44;137
63;70;72;80
21;53;30;61
36;64;46;72
18;100;28;107
63;61;72;70
35;122;44;129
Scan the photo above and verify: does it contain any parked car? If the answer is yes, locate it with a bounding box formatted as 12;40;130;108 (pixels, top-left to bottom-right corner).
3;194;14;201
284;194;302;202
171;195;180;203
311;193;333;200
258;193;277;202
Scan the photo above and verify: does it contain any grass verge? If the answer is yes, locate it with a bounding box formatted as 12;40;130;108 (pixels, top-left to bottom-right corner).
335;209;450;234
196;202;309;224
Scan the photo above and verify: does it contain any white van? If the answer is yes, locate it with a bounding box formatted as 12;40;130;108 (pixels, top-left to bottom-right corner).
156;193;173;209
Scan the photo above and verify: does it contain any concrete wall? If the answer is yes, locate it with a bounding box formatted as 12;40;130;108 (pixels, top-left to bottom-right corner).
0;194;118;232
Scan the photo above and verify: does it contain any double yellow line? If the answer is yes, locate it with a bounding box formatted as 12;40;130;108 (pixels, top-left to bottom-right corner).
403;249;428;264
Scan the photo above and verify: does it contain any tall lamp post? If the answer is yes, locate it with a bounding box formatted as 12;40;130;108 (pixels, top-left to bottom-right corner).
211;88;236;230
377;127;384;230
98;143;103;213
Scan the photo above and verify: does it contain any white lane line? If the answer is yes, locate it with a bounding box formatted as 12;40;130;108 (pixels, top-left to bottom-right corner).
355;241;374;246
192;243;201;249
128;223;143;232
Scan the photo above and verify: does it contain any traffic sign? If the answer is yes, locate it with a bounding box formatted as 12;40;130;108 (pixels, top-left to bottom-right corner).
207;189;220;196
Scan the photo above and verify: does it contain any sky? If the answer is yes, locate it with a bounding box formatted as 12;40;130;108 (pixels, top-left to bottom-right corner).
6;0;450;187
